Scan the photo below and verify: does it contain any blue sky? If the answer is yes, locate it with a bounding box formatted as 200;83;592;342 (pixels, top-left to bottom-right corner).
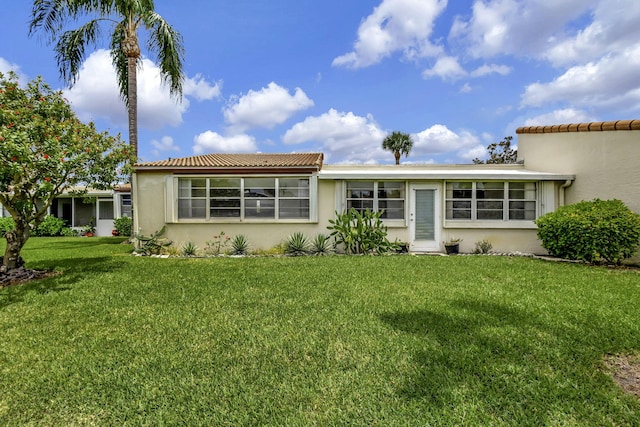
2;0;639;164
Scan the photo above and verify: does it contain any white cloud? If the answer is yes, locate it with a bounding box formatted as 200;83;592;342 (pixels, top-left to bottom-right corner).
521;45;640;111
332;0;447;69
459;83;473;93
0;57;21;75
459;144;488;162
150;136;180;157
412;124;484;162
184;74;222;101
193;131;257;154
470;63;511;77
422;56;467;81
543;0;640;67
223;82;314;132
283;109;387;163
450;0;593;59
0;57;28;83
523;108;595;126
63;49;219;131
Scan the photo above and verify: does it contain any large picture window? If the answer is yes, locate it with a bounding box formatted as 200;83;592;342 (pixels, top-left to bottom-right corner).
446;181;536;221
346;181;405;220
178;177;312;221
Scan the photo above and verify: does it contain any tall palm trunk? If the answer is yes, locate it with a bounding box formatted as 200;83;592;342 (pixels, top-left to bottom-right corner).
123;27;140;160
123;28;140;236
127;56;138;159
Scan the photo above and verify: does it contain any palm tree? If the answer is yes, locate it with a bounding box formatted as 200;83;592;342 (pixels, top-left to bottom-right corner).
29;0;185;161
382;131;414;165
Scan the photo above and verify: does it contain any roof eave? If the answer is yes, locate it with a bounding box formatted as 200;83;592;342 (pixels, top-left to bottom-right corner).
134;166;321;174
317;170;575;181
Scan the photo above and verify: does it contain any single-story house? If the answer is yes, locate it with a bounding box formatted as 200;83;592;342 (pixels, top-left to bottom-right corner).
1;185;131;236
131;119;640;254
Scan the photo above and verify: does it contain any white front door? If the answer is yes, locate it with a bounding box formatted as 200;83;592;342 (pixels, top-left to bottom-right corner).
409;184;441;252
96;199;115;236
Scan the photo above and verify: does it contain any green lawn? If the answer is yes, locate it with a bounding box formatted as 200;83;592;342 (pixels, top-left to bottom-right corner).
1;237;640;426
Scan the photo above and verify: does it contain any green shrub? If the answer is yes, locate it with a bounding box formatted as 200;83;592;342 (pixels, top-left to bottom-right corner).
114;216;133;236
473;239;493;254
0;217;15;237
310;233;333;255
285;231;310;256
535;199;640;264
327;208;397;255
134;226;173;256
204;231;231;256
33;215;68;237
182;242;198;257
231;234;249;255
252;243;286;256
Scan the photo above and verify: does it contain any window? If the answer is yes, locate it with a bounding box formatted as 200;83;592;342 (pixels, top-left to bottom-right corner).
446;181;536;221
177;177;312;221
346;181;405;220
244;178;275;218
279;178;310;219
120;194;132;218
508;182;536;220
210;178;241;218
178;178;207;219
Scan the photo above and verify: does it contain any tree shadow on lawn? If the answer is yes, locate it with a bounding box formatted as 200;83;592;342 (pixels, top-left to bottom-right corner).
33;237;130;251
380;298;637;424
0;256;125;310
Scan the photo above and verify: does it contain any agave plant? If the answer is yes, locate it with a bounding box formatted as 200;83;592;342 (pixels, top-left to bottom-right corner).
182;241;198;257
310;233;333;255
285;231;310;256
231;234;249;255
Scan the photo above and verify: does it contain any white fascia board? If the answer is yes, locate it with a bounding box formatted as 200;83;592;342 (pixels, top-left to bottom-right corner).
318;168;575;181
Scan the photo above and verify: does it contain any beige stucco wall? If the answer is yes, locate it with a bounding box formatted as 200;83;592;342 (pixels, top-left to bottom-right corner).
134;173;339;250
518;130;640;213
134;172;553;254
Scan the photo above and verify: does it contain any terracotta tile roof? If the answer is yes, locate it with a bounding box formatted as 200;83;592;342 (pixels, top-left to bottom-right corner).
135;153;324;173
516;119;640;134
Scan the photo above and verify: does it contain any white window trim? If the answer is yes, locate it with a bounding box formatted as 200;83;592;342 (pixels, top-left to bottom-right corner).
167;175;317;223
443;180;540;229
340;180;407;227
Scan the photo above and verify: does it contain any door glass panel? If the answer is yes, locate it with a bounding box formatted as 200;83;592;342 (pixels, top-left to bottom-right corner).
415;190;435;240
98;200;114;220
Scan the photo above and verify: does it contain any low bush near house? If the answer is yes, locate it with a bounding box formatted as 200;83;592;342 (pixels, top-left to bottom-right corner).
182;242;198;257
285;232;310;256
33;215;69;237
310;233;333;255
114;216;132;237
231;234;249;255
473;239;493;254
535;199;640;264
1;216;74;238
204;231;231;255
252;243;286;256
134;226;173;256
327;208;397;255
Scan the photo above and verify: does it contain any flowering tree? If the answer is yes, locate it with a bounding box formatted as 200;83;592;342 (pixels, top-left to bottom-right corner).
0;72;131;271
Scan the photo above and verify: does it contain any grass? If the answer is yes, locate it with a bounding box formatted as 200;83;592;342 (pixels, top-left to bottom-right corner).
1;237;640;425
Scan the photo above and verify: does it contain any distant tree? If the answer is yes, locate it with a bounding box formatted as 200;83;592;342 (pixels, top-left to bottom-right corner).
29;0;186;161
473;136;518;164
382;131;414;165
0;72;131;271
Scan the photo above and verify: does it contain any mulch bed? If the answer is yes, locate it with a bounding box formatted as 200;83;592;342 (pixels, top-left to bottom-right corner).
0;267;57;288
